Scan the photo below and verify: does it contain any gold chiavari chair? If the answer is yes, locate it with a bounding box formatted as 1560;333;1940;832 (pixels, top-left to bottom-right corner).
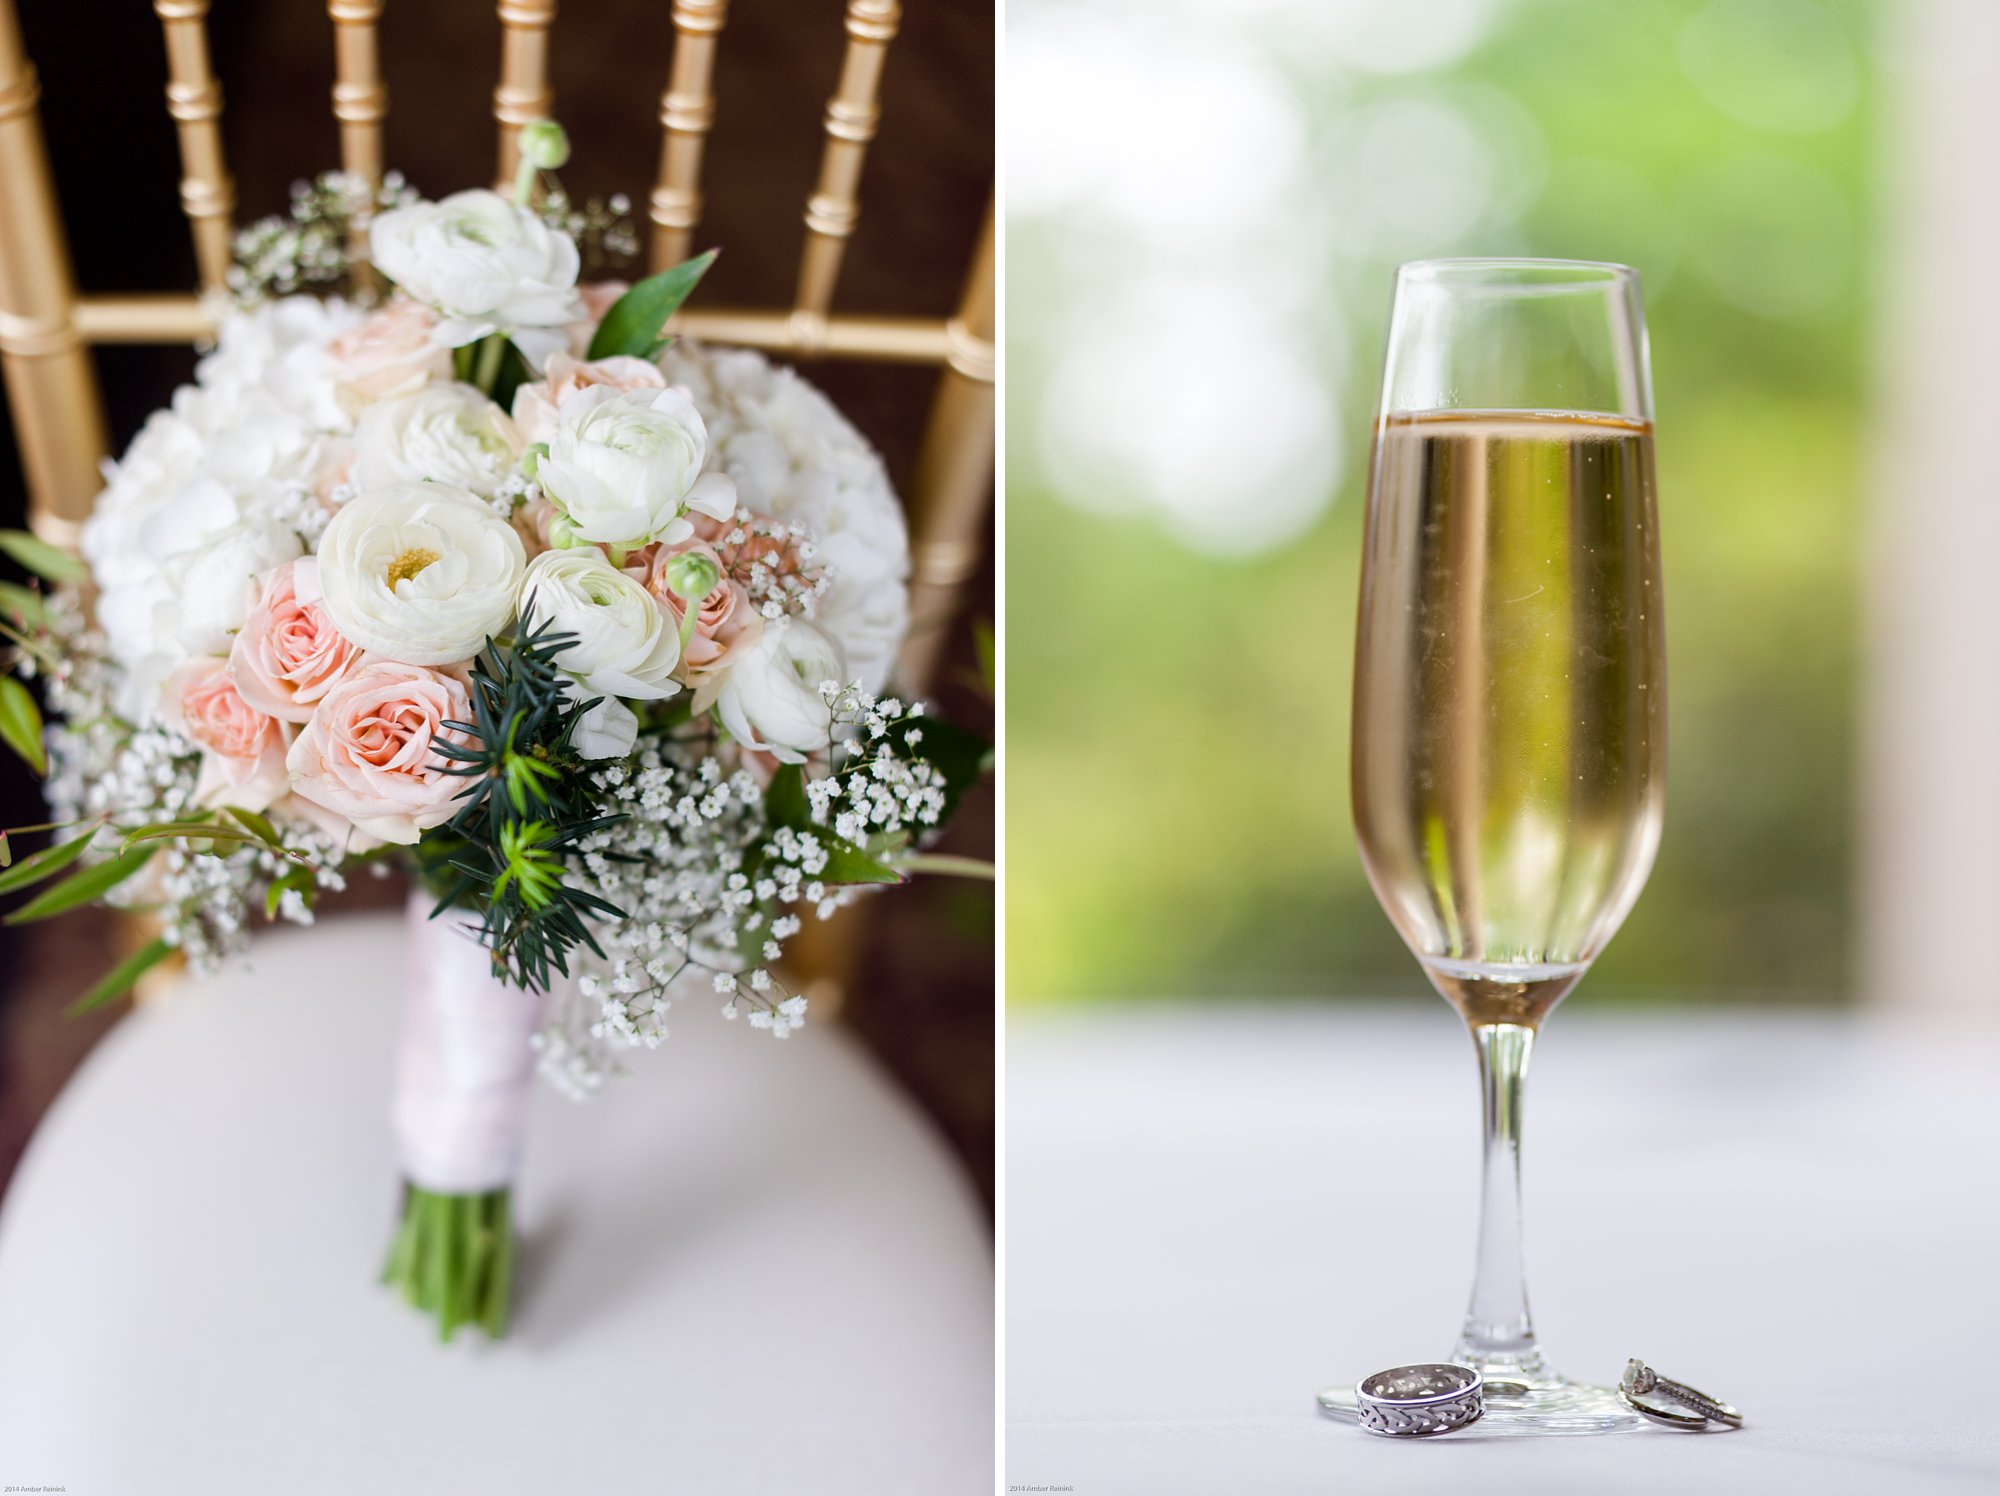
0;0;993;1004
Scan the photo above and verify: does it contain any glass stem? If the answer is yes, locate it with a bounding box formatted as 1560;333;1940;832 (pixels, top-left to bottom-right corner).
1452;1021;1549;1381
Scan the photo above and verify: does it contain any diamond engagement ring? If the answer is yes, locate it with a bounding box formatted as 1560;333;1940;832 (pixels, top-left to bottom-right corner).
1355;1363;1485;1437
1618;1358;1745;1430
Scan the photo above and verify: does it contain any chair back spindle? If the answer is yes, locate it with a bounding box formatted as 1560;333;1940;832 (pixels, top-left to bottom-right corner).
792;0;898;349
492;0;556;191
329;0;387;186
649;0;727;272
327;0;386;294
154;0;235;295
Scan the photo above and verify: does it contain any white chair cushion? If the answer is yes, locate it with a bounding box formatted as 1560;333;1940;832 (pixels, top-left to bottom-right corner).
0;913;991;1494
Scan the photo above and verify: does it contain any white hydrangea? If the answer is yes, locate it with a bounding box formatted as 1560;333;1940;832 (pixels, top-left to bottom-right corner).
658;343;910;693
80;296;363;721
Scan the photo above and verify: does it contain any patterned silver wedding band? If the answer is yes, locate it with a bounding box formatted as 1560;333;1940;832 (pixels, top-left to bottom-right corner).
1620;1358;1745;1429
1355;1363;1485;1437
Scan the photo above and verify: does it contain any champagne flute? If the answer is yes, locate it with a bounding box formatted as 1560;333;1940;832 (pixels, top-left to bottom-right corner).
1331;259;1665;1431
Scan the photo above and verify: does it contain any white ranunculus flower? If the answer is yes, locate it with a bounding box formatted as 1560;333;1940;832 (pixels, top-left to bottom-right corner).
570;691;638;761
317;483;526;665
355;383;522;498
369;189;583;367
536;385;737;547
169;516;305;655
714;618;845;764
519;548;681;702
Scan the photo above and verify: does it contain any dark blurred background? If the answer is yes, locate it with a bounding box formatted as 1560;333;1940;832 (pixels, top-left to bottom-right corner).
0;0;993;1205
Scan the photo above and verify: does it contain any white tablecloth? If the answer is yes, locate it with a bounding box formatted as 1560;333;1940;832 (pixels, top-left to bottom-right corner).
1007;1003;2000;1495
0;915;992;1495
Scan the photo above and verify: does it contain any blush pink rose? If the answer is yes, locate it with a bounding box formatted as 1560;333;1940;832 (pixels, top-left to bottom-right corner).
162;658;290;812
511;351;667;444
327;297;453;410
285;657;475;845
229;558;363;722
168;659;279;760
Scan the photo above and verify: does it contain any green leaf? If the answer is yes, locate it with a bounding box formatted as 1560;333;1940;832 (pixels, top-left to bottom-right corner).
586;249;718;360
0;677;46;776
124;821;309;864
764;763;812;832
0;580;47;629
0;528;88;585
66;934;175;1016
0;828;97;895
264;864;317;919
818;831;905;887
225;806;282;846
121;820;224;845
4;844;154;924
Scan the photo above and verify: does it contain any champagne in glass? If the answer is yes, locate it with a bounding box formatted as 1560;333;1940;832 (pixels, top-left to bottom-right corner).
1337;260;1665;1430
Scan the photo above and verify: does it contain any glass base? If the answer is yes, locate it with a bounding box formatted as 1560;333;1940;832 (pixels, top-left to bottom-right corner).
1319;1364;1645;1436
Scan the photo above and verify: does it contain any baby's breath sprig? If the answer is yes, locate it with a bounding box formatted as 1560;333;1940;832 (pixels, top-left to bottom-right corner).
536;188;642;279
227;170;420;309
715;511;830;623
24;592;354;972
531;681;991;1097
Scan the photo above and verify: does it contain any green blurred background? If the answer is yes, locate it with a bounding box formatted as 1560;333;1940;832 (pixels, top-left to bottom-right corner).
1007;0;1869;1006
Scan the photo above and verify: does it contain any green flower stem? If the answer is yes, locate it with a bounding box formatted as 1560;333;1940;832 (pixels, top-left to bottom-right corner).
381;1183;516;1341
896;853;996;881
471;333;507;399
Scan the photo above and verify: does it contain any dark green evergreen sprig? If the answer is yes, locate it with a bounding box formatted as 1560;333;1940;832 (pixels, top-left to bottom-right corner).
425;614;628;992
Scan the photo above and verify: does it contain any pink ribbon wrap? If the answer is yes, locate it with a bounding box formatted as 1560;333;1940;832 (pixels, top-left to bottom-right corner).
394;894;543;1194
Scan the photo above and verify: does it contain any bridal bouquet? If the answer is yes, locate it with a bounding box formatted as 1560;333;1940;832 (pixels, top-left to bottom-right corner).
0;123;985;1340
